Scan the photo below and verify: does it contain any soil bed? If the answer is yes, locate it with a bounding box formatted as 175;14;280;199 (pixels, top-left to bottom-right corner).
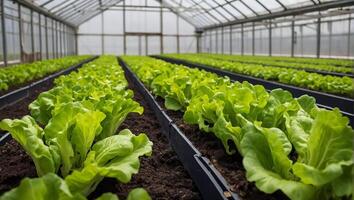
154;97;289;200
0;70;202;200
0;80;55;194
0;81;54;121
90;69;201;200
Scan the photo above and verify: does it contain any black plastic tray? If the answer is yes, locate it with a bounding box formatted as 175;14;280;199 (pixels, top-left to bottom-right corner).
0;56;98;145
153;55;354;126
0;56;98;109
118;57;239;200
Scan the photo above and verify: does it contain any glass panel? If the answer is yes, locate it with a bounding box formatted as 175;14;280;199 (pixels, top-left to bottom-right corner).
232;25;242;54
33;12;40;60
5;1;21;63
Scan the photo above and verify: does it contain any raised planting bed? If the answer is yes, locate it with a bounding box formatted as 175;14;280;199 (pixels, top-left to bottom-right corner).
0;57;201;200
0;56;98;109
153;55;354;126
119;57;240;200
205;56;354;78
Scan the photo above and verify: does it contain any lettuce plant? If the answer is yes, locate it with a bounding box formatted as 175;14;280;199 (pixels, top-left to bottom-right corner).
122;56;353;200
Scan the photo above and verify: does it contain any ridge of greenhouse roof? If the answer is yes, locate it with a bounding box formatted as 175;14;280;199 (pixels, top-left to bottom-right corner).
22;0;354;28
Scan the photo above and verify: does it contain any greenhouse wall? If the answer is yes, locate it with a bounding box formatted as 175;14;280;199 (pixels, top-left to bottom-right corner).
77;1;197;56
200;12;354;59
0;0;76;66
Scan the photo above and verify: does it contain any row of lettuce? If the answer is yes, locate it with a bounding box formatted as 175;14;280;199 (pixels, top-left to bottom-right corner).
122;56;353;200
195;53;353;74
198;54;353;68
0;56;152;200
163;54;353;97
0;55;92;92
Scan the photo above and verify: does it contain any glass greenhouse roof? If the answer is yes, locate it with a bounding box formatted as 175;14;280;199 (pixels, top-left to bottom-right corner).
32;0;343;27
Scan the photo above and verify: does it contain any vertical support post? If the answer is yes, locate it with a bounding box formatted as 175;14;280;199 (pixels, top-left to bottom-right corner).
30;10;35;60
216;29;218;54
146;35;149;55
101;12;104;55
241;23;244;55
75;29;78;55
138;36;142;55
291;16;295;57
123;0;126;55
269;19;272;56
328;21;332;56
177;15;180;54
316;16;321;58
196;33;201;53
252;22;255;55
18;4;23;62
1;0;7;66
60;23;63;57
209;31;212;53
348;15;351;57
230;26;232;55
160;5;163;54
221;26;224;54
39;14;42;60
145;36;148;55
45;17;48;59
52;20;55;58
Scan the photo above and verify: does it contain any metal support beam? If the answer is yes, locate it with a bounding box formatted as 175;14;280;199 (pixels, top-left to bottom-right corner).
1;0;7;66
291;16;295;57
123;0;126;55
177;15;180;53
30;10;35;59
209;30;212;53
202;0;354;30
316;16;321;58
221;27;224;54
348;15;351;57
13;0;76;28
216;29;219;54
230;26;232;54
18;4;23;62
160;5;163;54
101;12;104;54
45;17;49;59
252;22;255;55
39;14;42;60
269;20;272;56
241;23;244;55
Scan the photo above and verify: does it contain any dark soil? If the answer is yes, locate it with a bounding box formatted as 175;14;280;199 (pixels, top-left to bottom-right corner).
0;81;54;121
0;80;55;194
0;140;37;194
90;70;201;200
155;97;289;200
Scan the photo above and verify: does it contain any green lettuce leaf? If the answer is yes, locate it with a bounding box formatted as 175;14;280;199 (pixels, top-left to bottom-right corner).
0;116;57;176
241;121;315;200
0;173;86;200
65;129;152;196
292;109;353;195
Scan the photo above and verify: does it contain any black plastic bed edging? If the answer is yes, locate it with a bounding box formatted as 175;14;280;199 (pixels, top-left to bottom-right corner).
0;56;98;146
118;57;239;200
152;55;354;126
0;56;98;110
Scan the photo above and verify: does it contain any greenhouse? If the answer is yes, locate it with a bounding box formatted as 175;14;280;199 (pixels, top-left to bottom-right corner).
0;0;353;200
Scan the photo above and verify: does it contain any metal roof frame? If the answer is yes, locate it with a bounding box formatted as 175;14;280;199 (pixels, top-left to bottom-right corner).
201;0;354;30
17;0;353;29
